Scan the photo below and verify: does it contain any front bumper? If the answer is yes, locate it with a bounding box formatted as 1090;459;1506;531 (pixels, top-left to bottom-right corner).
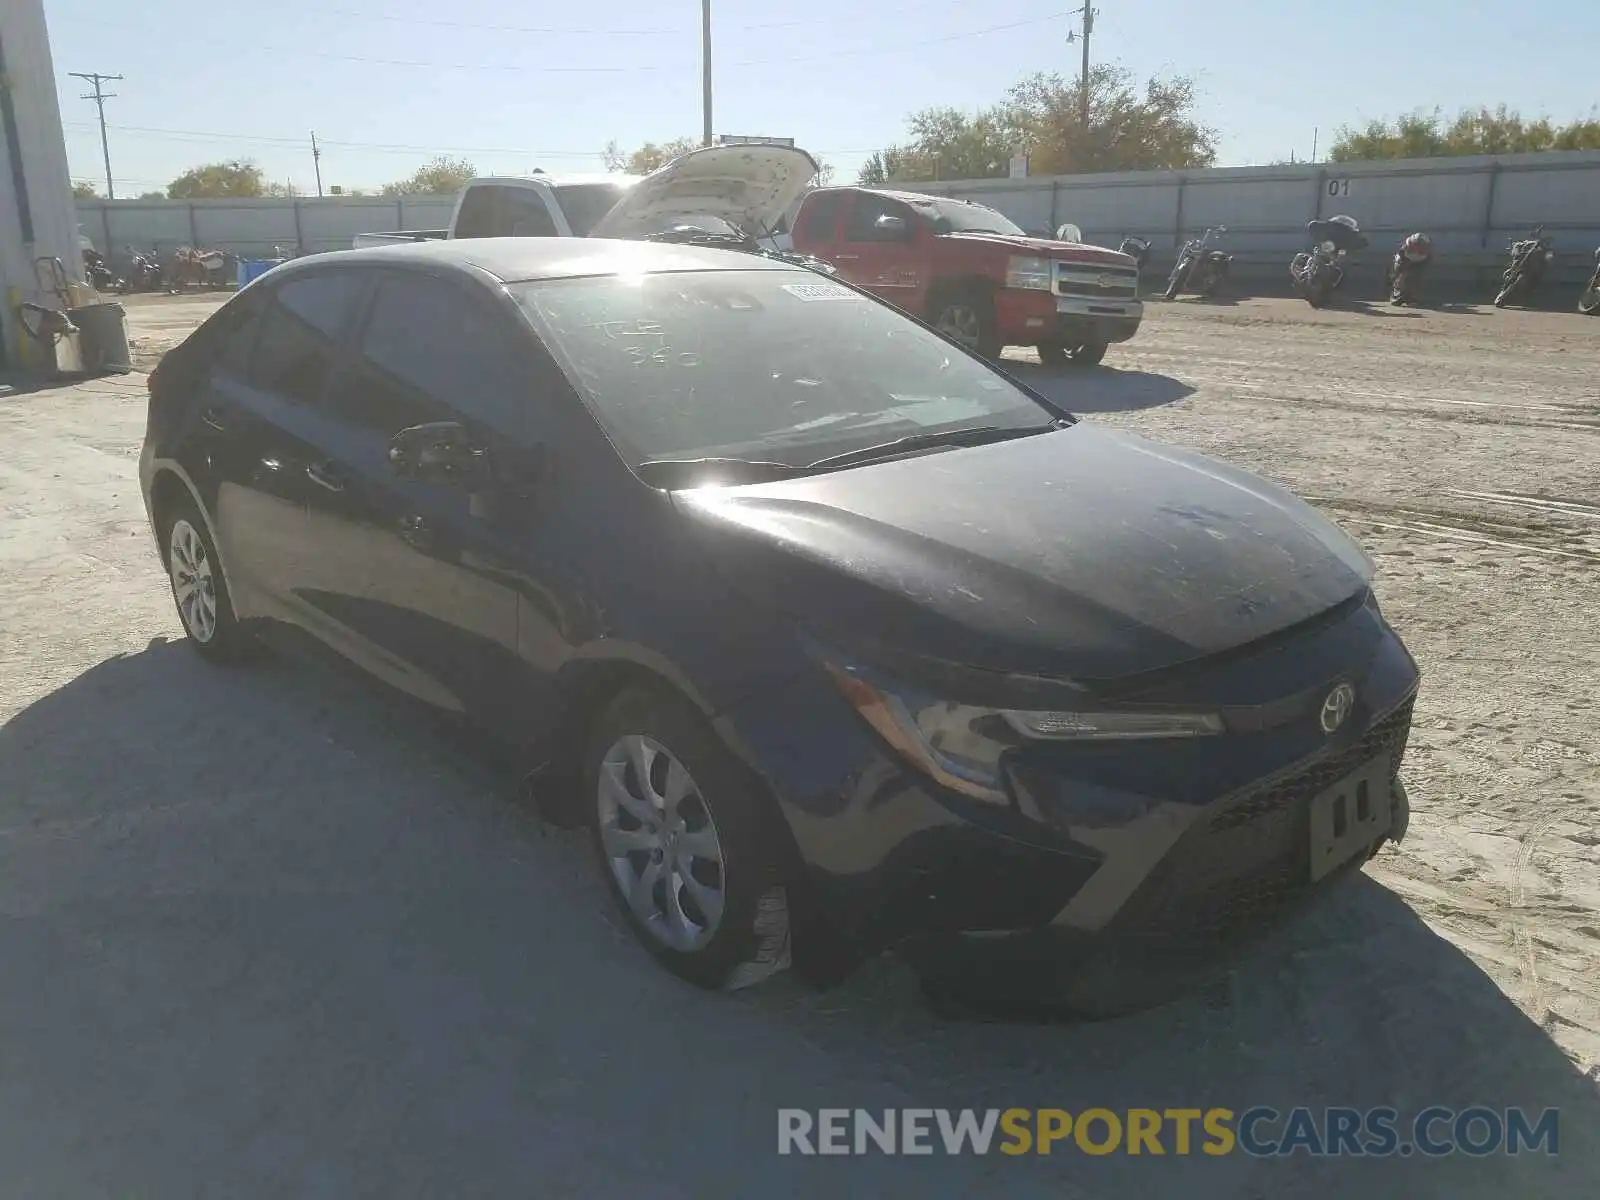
764;609;1420;1011
993;287;1143;347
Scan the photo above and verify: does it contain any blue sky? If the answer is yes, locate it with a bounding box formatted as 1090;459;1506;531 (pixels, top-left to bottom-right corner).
45;0;1600;196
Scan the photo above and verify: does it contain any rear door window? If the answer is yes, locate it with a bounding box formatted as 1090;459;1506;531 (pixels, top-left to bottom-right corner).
452;185;501;238
247;272;365;405
796;191;844;243
500;187;558;237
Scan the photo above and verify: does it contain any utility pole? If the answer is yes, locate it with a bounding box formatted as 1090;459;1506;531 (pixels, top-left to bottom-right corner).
311;131;324;197
701;0;714;147
1064;5;1097;133
70;71;122;199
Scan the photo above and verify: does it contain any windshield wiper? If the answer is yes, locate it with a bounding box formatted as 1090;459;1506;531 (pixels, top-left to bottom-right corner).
804;421;1065;472
635;456;815;488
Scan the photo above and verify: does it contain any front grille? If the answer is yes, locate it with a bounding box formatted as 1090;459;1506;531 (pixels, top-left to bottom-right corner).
1108;696;1415;946
1054;261;1141;300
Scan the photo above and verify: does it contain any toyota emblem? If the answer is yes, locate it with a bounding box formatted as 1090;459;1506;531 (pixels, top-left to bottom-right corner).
1319;683;1356;734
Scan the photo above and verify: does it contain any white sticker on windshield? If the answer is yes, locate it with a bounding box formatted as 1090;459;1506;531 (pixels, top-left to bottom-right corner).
781;281;856;302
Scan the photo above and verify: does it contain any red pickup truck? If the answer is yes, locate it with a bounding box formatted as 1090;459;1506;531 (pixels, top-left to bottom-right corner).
790;186;1143;365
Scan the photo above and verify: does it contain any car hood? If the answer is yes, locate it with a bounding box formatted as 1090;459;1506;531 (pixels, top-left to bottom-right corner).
673;425;1373;683
941;231;1135;266
589;144;820;240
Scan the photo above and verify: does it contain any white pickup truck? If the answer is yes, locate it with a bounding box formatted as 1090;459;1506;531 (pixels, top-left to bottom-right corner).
352;173;640;248
352;147;815;253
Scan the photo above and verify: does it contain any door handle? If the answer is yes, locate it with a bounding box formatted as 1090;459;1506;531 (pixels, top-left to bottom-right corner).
305;462;347;493
201;406;228;432
834;253;860;261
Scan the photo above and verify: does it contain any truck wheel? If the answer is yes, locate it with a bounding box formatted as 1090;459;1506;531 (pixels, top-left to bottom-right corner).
1068;342;1107;366
1036;341;1068;366
931;290;1000;359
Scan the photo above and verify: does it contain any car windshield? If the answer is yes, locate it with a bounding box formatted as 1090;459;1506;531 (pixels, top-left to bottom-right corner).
555;182;633;236
910;197;1025;236
512;269;1061;480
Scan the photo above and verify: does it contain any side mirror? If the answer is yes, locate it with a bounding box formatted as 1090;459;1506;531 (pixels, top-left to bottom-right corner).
874;214;908;239
389;421;489;487
930;216;954;236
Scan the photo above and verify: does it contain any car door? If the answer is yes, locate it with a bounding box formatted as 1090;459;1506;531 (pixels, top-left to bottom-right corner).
205;272;365;625
790;189;845;259
835;191;923;310
296;270;538;741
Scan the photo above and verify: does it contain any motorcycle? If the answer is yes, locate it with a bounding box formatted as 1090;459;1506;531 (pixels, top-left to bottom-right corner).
1386;247;1431;306
1290;215;1367;308
1580;247;1600;316
1163;226;1231;299
1493;226;1554;308
82;247;118;292
1118;235;1152;271
115;246;166;294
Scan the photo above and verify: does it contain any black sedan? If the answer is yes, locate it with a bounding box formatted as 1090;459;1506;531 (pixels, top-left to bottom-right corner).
140;239;1420;1012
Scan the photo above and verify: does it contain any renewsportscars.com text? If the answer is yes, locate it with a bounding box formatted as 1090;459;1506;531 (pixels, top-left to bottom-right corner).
777;1107;1560;1158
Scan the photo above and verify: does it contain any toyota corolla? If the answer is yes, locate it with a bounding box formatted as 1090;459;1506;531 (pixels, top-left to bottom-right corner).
139;238;1420;1013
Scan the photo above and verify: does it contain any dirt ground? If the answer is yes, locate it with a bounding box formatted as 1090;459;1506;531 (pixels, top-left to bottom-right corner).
0;289;1595;1197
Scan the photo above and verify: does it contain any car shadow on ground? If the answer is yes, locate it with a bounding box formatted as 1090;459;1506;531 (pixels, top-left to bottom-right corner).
1000;360;1197;415
1;642;1595;1197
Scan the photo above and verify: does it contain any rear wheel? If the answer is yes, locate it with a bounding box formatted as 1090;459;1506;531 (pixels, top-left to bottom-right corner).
586;687;791;991
930;290;1000;359
160;497;249;662
1578;279;1600;315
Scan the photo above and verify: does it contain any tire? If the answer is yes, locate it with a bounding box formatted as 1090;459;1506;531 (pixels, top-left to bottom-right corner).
1036;341;1069;366
1494;271;1520;308
585;687;791;991
930;289;1001;359
159;496;249;662
1580;283;1600;316
1068;341;1108;366
1163;260;1185;300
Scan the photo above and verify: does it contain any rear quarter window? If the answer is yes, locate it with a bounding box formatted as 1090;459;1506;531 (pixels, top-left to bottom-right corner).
453;185;501;238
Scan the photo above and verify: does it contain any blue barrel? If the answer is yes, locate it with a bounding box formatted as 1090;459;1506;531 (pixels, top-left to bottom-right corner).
237;259;276;287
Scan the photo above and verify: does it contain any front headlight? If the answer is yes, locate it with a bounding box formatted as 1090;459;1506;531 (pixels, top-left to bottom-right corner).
1005;255;1053;290
824;660;1222;806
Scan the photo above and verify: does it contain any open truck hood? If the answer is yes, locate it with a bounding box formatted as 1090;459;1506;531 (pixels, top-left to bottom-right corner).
589;144;820;240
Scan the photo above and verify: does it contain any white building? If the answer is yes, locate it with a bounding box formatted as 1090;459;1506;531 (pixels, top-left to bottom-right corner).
0;0;82;373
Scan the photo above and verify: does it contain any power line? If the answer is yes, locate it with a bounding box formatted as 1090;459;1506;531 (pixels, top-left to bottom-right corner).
59;12;1067;74
69;71;122;198
59;120;885;161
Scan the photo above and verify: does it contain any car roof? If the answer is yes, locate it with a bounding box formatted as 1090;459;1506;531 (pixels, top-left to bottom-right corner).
265;237;799;285
810;185;990;208
465;173;641;189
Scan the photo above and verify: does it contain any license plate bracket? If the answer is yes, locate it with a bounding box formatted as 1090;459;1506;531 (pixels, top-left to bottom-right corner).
1308;755;1393;881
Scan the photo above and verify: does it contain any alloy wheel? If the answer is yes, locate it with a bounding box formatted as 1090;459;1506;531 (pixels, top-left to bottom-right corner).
935;304;982;350
168;518;218;643
597;735;727;952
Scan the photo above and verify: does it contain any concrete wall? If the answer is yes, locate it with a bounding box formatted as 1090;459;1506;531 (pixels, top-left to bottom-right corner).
0;0;88;370
898;150;1600;293
74;194;458;260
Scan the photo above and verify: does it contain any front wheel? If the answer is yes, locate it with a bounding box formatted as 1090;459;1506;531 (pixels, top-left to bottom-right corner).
1068;341;1108;366
586;687;792;991
1163;260;1186;300
1578;275;1600;315
930;290;1001;358
1036;341;1068;366
1494;270;1522;308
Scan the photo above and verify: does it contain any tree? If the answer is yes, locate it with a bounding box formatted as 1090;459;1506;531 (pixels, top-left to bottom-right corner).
264;181;301;198
167;159;266;199
1330;106;1600;161
72;181;98;199
602;137;701;175
859;67;1216;185
380;155;477;196
138;191;165;201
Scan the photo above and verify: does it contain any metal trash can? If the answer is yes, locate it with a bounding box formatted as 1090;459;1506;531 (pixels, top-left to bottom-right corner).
67;300;133;375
